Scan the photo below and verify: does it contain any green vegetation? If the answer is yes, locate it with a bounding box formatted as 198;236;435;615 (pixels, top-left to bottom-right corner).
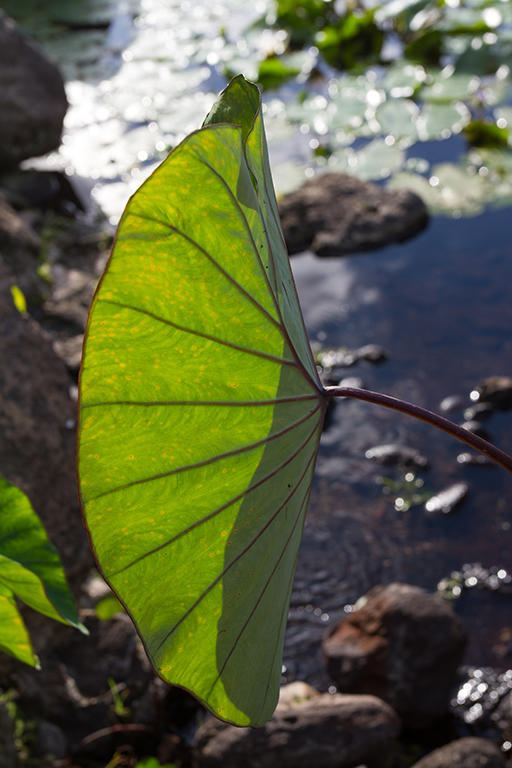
0;476;86;668
78;75;324;727
77;74;512;728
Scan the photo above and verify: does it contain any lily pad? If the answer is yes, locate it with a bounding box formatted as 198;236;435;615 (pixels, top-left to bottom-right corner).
376;98;420;140
420;71;480;103
416;101;470;140
331;137;405;179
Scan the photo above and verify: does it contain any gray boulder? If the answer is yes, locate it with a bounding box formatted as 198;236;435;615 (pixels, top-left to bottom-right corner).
0;11;67;169
194;691;401;768
322;583;467;728
410;737;506;768
279;173;428;257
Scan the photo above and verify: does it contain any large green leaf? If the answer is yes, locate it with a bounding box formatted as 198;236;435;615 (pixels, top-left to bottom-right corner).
0;476;86;666
78;75;326;726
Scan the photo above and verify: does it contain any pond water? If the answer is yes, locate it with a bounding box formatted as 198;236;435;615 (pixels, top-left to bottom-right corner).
6;0;512;692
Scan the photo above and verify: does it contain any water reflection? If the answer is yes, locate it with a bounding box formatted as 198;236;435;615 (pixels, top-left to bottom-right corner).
286;207;512;684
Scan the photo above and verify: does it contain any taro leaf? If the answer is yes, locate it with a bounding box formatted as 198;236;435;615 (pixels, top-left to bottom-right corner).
78;75;325;727
0;476;86;666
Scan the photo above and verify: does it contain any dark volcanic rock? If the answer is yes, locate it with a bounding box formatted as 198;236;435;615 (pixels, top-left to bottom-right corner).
0;11;67;169
491;689;512;740
424;482;468;514
0;702;17;768
0;259;92;673
410;737;506;768
322;583;467;728
473;376;512;410
15;611;151;748
279;173;428;257
0;192;46;303
364;444;428;468
194;692;400;768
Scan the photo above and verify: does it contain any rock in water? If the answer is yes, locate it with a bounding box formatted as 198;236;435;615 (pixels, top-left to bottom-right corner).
472;376;512;410
425;482;468;514
279;173;428;257
194;693;400;768
322;583;467;728
409;737;507;768
365;444;428;468
0;11;68;169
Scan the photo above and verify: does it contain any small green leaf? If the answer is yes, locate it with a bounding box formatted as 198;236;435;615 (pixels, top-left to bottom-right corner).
10;285;27;314
95;593;124;620
78;75;325;727
0;477;87;635
0;583;39;668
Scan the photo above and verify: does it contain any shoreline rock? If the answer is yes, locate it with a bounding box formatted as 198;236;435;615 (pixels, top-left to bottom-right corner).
279;173;428;257
322;583;467;728
194;691;401;768
0;11;68;170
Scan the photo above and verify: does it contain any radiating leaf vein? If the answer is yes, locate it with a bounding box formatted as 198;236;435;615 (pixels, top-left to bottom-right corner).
194;155;282;316
97;298;293;366
83;395;320;408
90;403;322;501
109;416;322;576
127;212;283;329
208;491;308;698
153;449;317;654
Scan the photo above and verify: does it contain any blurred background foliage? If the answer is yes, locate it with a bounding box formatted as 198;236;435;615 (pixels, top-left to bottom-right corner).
3;0;512;221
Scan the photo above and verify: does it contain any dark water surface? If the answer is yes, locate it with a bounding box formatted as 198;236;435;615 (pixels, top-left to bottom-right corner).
287;208;512;688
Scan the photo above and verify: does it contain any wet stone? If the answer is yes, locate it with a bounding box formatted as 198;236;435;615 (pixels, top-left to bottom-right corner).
409;737;507;768
338;376;365;390
194;692;401;768
356;344;389;363
424;482;468;514
457;451;494;466
463;403;494;422
322;583;468;728
491;688;512;740
460;420;490;439
439;395;465;413
472;377;512;410
279;173;429;257
365;444;428;468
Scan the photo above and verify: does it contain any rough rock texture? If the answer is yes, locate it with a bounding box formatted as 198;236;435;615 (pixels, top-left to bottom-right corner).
474;376;512;409
0;702;17;768
276;680;321;710
491;689;512;739
322;583;467;728
194;692;401;768
0;259;93;677
279;173;428;257
0;11;68;169
15;610;151;748
0;192;46;302
410;737;507;768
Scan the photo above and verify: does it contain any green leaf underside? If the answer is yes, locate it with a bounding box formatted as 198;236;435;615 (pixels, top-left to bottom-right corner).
78;76;325;726
0;582;38;668
0;477;84;636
